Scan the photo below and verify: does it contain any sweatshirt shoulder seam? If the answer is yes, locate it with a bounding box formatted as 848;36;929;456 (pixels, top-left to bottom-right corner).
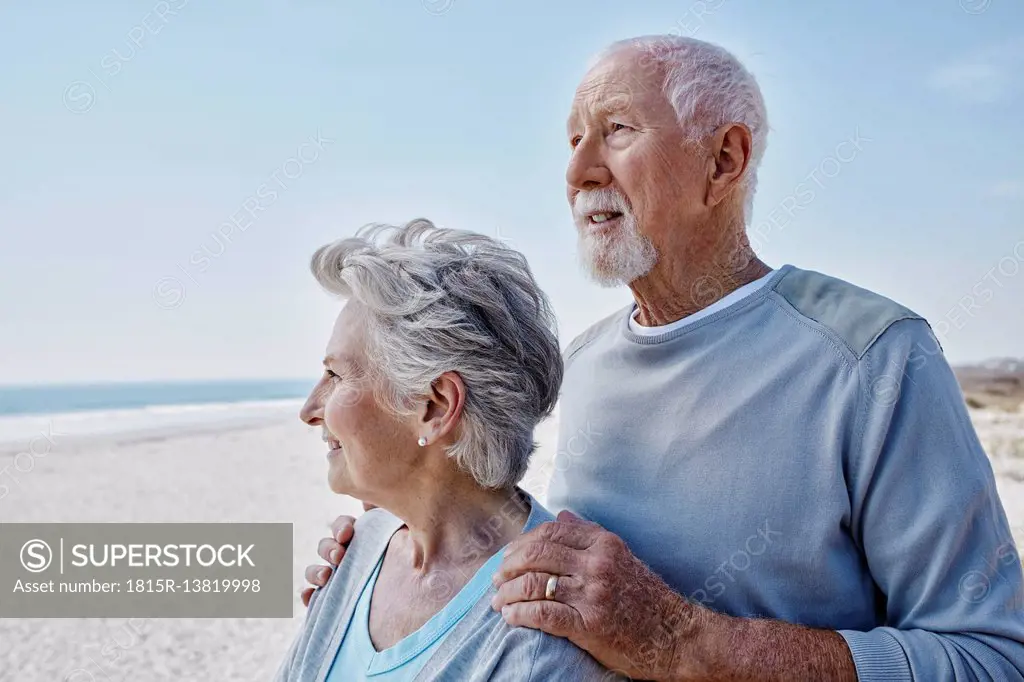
772;267;924;360
766;293;855;370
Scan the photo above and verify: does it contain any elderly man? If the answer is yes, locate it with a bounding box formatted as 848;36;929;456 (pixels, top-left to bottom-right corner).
304;36;1024;680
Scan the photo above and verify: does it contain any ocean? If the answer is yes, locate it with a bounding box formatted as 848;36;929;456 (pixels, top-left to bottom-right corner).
0;380;313;447
0;380;312;417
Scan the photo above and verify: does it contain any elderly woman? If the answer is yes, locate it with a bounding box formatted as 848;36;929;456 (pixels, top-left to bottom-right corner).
275;219;616;681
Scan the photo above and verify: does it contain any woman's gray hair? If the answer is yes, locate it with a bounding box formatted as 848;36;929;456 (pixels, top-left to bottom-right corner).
310;218;563;490
595;35;769;224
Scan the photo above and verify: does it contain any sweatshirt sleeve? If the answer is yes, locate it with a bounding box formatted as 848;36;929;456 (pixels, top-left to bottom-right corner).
839;319;1024;681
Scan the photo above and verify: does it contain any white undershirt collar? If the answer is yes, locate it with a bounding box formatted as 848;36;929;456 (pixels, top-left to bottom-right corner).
628;269;777;336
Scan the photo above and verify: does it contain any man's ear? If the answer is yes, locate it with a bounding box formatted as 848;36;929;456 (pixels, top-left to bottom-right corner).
706;122;752;208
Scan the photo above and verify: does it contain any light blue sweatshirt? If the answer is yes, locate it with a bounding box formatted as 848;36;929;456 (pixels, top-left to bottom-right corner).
548;264;1024;681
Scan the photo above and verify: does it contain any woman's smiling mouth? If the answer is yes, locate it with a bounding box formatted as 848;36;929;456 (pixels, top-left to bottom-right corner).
321;429;342;453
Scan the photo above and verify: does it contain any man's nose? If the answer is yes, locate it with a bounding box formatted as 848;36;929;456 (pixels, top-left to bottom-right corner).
566;136;612;191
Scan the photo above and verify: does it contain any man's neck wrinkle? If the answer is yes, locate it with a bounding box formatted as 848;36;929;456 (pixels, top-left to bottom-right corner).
631;255;772;328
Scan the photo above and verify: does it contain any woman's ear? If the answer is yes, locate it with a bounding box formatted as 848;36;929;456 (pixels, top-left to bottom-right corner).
419;371;466;443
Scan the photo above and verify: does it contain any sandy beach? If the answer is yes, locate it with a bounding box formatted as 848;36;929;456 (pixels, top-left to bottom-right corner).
0;404;1020;681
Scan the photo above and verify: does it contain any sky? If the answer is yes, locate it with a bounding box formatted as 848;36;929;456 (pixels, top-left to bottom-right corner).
1;0;1022;385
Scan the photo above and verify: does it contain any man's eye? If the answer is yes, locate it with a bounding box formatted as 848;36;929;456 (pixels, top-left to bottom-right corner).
325;370;340;381
611;122;629;132
570;135;583;149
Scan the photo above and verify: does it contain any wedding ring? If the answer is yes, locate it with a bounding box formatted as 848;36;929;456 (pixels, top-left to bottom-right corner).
544;575;559;600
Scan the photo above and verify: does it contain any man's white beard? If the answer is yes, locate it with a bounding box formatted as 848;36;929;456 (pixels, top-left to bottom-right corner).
574;190;658;287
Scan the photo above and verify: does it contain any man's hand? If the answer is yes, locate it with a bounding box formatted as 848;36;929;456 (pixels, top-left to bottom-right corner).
491;510;696;680
492;510;858;681
300;514;356;607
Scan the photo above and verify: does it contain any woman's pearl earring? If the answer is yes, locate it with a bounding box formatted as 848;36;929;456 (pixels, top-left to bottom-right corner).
417;436;427;447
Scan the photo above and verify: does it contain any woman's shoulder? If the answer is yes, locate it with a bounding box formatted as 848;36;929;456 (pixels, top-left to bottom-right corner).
313;508;402;600
353;506;403;542
327;508;402;578
502;623;624;681
419;592;622;681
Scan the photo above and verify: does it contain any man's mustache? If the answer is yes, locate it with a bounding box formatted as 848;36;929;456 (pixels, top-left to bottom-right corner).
573;189;632;219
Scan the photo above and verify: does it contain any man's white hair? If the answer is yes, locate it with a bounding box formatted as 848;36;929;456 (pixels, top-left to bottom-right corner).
594;35;769;223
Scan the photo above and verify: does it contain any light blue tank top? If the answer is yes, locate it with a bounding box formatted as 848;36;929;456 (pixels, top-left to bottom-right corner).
325;542;507;681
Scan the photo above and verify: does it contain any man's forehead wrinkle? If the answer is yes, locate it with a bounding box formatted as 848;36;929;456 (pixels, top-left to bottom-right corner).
574;74;639;119
590;65;638;93
576;76;608;108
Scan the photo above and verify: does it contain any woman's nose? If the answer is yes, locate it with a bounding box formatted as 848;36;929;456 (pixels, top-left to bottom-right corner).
299;389;324;426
